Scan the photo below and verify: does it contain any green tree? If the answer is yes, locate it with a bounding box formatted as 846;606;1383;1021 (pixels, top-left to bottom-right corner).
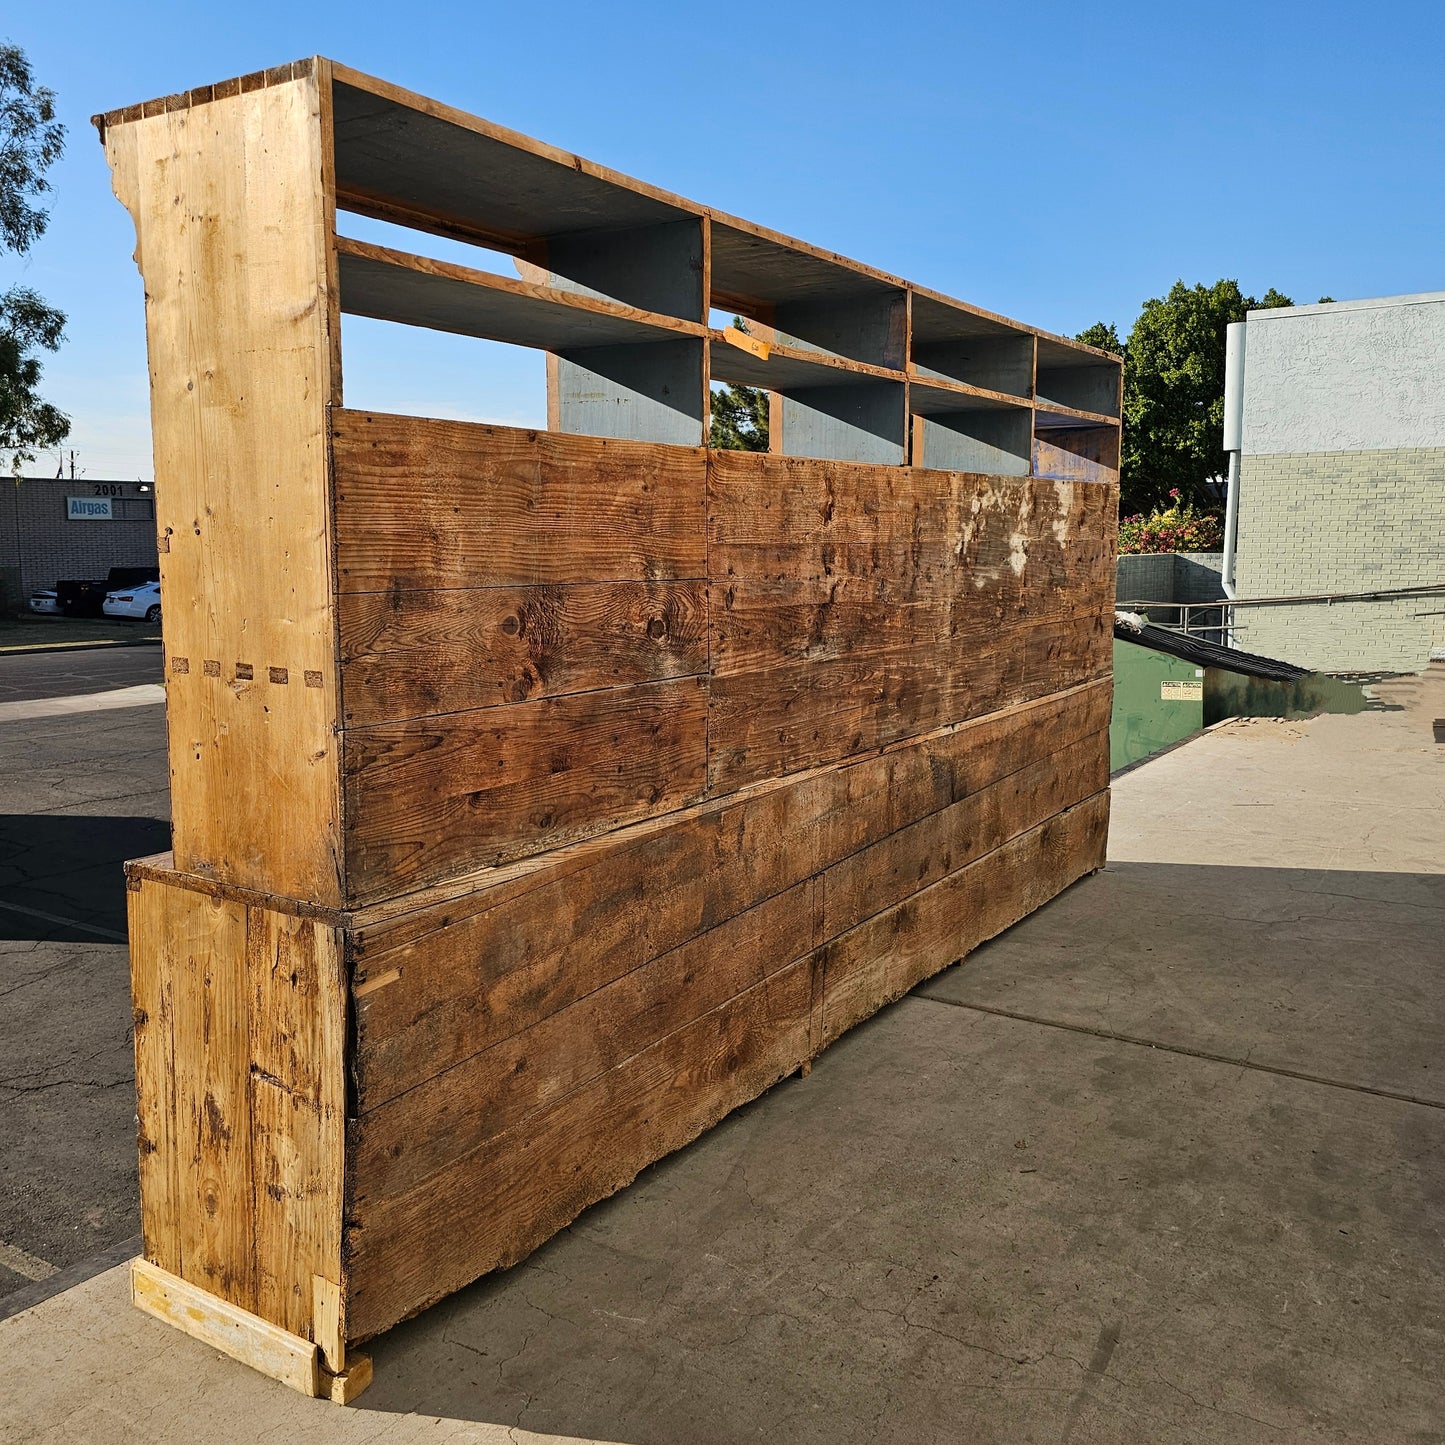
1074;320;1122;356
708;317;768;451
1077;281;1293;514
1;41;68;469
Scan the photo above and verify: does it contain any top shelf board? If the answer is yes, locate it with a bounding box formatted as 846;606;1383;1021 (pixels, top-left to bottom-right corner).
329;75;693;252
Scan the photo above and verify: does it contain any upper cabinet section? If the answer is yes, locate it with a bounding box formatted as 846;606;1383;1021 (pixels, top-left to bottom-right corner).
95;58;1121;471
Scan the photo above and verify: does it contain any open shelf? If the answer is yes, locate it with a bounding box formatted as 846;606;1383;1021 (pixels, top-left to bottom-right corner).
1033;398;1120;430
99;58;1118;468
709;328;901;392
910;292;1035;400
336;238;703;351
329;69;692;253
1035;335;1121;419
907;373;1033;417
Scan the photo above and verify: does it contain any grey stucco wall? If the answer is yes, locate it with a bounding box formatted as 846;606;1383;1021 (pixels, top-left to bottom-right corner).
1242;293;1445;455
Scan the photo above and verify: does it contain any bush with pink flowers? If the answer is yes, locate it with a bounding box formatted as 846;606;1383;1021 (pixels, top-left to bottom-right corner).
1117;490;1224;554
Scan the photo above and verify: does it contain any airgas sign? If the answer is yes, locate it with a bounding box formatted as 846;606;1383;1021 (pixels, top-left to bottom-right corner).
67;496;113;520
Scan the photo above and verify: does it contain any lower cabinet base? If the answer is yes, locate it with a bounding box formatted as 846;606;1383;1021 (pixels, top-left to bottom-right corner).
131;1258;373;1403
124;683;1113;1396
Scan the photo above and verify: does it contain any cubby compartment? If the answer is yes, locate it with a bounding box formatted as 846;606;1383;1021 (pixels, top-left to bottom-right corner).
1035;336;1121;420
1033;411;1121;483
910;292;1035;399
710;219;907;369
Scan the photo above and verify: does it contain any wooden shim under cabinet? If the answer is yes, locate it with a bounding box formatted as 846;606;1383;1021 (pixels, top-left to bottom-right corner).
131;1258;372;1403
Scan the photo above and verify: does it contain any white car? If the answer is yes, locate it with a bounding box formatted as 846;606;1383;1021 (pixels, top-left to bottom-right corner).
27;588;62;615
103;579;162;624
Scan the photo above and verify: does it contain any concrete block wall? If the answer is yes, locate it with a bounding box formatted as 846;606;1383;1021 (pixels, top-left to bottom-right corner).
1116;552;1223;606
1234;293;1445;673
1;478;159;611
1233;449;1445;671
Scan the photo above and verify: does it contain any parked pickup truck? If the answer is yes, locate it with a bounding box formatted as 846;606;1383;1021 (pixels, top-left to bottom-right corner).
56;566;160;618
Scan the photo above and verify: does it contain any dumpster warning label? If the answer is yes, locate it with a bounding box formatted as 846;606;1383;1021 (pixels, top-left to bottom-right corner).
1161;680;1203;700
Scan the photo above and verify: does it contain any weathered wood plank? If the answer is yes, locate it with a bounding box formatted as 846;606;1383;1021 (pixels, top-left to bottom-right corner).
349;882;812;1207
127;880;183;1277
246;910;346;1348
707;456;1114;784
344;955;817;1342
332;412;707;592
132;1258;321;1399
821;731;1108;936
349;682;1111;1107
167;890;254;1312
338;580;707;725
104;75;342;903
707;613;1110;793
820;792;1110;1046
342;675;708;903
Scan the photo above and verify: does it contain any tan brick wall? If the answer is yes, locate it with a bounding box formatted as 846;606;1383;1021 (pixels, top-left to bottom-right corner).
1234;449;1445;671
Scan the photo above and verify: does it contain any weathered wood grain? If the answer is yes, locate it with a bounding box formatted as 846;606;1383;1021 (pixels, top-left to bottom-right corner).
338;580;707;725
342;675;709;903
104;75;343;903
707;612;1110;793
707;452;1115;785
332;412;707;592
246;910;346;1348
169;890;254;1310
126;876;347;1350
820;792;1110;1046
350;882;812;1206
821;731;1108;935
349;681;1111;1107
345;955;817;1342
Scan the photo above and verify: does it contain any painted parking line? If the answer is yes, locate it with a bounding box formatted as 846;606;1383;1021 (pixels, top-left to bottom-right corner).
0;684;165;724
0;1241;58;1283
0;900;128;943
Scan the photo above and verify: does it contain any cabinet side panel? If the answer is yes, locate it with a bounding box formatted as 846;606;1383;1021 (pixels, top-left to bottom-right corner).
125;874;346;1355
104;79;342;904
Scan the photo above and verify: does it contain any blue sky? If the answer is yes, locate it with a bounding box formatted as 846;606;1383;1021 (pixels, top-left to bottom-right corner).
5;0;1443;478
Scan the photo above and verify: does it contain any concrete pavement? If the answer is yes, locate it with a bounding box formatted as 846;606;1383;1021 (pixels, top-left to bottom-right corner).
0;669;1440;1442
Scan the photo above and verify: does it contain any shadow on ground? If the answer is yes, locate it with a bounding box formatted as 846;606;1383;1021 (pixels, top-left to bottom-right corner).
347;861;1445;1445
0;814;171;941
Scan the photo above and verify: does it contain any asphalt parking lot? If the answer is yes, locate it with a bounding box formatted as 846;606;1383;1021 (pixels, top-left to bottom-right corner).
0;644;166;1302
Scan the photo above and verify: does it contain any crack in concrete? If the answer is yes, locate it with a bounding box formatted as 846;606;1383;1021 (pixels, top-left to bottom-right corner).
911;994;1445;1111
